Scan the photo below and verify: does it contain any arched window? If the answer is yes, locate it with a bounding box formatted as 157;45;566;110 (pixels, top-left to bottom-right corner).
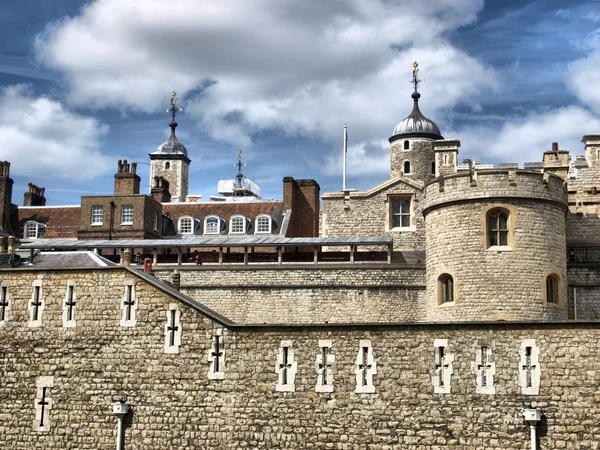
546;275;558;304
165;162;171;170
178;217;193;235
488;210;509;247
438;274;454;304
431;161;436;175
230;215;246;234
204;216;222;235
24;221;45;239
256;215;272;234
404;140;409;150
403;160;411;174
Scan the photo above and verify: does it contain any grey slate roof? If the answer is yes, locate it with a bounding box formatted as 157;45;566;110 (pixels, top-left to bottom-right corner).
20;251;116;269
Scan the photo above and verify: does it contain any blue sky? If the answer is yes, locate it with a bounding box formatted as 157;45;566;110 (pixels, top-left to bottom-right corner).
2;0;600;205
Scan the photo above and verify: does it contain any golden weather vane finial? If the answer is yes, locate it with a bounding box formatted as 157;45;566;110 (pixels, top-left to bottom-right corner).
167;91;183;121
410;61;424;91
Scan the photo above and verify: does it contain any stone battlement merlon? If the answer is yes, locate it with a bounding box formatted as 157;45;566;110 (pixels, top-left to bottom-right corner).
424;169;568;214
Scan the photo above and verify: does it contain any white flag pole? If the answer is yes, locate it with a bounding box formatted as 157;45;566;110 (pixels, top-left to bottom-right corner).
343;124;347;190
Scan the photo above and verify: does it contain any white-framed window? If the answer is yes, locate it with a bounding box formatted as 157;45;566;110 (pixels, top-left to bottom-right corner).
24;221;45;239
120;279;136;327
519;339;541;395
178;216;194;235
204;216;222;235
28;280;44;328
315;340;335;393
164;303;182;354
256;215;272;234
62;281;77;328
275;340;297;392
471;342;495;395
355;340;377;393
229;215;246;234
153;211;159;232
91;205;104;225
390;197;411;229
432;339;454;394
120;205;134;225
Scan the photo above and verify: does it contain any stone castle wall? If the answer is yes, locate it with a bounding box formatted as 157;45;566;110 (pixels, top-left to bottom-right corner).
424;170;569;321
153;266;427;324
1;268;600;449
390;139;435;180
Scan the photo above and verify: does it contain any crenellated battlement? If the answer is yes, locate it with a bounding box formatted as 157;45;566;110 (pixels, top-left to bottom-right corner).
424;169;567;214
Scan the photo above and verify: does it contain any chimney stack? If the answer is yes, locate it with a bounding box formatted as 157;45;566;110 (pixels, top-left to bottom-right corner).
114;160;141;195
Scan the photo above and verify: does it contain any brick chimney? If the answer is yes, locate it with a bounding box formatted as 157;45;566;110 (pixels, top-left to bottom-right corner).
114;160;141;195
23;183;46;206
282;177;320;237
151;176;172;203
0;161;14;233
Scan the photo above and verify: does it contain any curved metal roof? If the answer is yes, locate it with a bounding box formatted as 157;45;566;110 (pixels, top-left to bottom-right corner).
390;91;442;142
151;120;188;157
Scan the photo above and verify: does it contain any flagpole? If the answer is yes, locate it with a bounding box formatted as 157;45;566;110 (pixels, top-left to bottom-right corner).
343;124;347;190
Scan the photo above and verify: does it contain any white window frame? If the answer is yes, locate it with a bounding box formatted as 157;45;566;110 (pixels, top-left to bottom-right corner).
355;340;377;393
229;215;246;234
315;339;335;393
24;221;44;239
28;280;44;328
204;216;222;235
164;303;182;354
255;215;272;234
432;339;454;394
471;342;495;395
519;339;541;395
120;279;137;327
208;328;226;380
120;205;134;225
62;280;77;328
178;216;194;235
91;205;104;226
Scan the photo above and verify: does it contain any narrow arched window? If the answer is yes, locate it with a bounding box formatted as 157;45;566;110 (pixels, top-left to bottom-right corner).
438;274;454;304
403;160;411;174
431;161;436;175
488;210;509;247
404;140;409;150
178;217;193;235
165;162;171;170
546;275;557;304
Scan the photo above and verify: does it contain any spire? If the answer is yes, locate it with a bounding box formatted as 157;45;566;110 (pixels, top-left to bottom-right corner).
167;91;183;137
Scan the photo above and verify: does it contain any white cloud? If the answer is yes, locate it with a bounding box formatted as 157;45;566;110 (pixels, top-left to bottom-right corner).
0;85;112;181
453;106;600;164
35;0;497;172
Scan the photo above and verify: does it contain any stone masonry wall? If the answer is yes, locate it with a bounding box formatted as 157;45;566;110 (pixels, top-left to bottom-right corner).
322;180;425;251
153;266;427;324
390;139;435;181
1;267;600;449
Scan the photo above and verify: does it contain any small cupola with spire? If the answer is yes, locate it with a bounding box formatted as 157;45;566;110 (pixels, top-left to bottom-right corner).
389;62;443;181
149;91;192;203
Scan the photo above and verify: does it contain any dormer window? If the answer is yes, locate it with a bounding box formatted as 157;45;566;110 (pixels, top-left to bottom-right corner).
230;215;247;234
204;216;223;235
178;216;194;235
24;221;45;239
256;215;272;234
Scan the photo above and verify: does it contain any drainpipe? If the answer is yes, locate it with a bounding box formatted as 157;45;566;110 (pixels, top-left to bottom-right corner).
523;408;541;450
109;201;116;240
573;287;577;321
113;401;129;450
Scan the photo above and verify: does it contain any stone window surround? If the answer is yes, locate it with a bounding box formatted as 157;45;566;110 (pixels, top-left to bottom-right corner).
275;340;297;392
28;279;44;328
518;339;541;395
315;339;335;393
0;281;10;326
204;215;223;235
481;204;517;251
120;279;137;327
164;303;182;354
432;338;454;394
178;216;194;235
541;269;565;309
208;328;225;379
470;340;496;395
436;271;458;307
255;214;272;234
386;194;415;232
91;205;104;226
33;376;54;432
62;280;77;328
120;204;134;225
229;215;248;234
354;339;377;394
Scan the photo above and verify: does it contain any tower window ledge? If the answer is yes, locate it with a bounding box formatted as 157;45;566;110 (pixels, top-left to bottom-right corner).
437;301;455;308
389;225;416;233
486;246;513;253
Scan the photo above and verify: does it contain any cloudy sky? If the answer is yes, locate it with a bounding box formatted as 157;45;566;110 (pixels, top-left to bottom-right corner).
2;0;600;205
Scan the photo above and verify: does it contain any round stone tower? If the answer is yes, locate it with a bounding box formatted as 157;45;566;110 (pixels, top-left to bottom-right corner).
423;169;568;322
389;62;443;182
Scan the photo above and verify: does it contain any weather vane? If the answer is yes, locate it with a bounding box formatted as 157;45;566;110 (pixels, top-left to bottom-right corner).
235;149;246;173
167;91;183;121
410;61;424;91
